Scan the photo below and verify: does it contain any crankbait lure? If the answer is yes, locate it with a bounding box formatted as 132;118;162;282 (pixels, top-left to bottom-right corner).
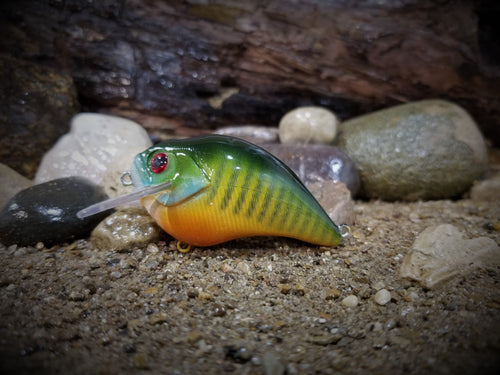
79;135;345;249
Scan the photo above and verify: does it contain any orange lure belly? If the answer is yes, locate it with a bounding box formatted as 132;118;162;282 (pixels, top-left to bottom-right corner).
141;194;287;246
140;189;339;247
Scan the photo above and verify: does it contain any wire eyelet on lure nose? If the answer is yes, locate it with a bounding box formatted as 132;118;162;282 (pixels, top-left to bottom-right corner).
121;171;133;186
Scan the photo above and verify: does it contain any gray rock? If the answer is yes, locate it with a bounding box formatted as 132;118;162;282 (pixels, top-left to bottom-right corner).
400;224;500;288
263;143;360;196
91;207;164;251
0;177;110;246
0;164;33;210
337;100;488;200
35;113;152;198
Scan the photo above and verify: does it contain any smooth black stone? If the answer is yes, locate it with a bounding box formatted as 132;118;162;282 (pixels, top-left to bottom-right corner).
0;177;111;246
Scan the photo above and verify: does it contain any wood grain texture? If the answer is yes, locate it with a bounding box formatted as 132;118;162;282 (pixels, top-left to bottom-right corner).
1;0;499;145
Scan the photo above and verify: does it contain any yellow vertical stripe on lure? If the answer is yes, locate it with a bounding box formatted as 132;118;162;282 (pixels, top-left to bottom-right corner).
130;135;342;247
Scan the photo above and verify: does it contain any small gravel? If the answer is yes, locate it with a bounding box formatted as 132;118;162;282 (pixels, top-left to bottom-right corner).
341;294;359;308
374;289;391;305
0;198;499;375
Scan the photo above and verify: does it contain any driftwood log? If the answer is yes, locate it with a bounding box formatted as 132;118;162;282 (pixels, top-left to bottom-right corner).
1;0;499;175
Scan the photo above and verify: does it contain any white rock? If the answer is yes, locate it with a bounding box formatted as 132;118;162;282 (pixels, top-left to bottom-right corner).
373;289;391;305
400;224;500;288
214;125;279;144
35;113;152;197
0;163;33;209
341;294;359;307
279;106;338;145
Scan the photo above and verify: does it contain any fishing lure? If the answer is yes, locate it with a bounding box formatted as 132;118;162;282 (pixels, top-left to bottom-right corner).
79;135;346;249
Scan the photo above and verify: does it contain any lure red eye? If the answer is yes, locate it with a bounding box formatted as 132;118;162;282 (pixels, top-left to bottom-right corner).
150;153;168;174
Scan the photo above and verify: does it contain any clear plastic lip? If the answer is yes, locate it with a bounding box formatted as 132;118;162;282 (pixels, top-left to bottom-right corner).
76;180;172;219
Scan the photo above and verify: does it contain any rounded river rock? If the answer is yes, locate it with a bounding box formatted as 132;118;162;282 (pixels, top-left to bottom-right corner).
91;207;164;251
279;106;338;145
262;143;360;196
337;100;488;200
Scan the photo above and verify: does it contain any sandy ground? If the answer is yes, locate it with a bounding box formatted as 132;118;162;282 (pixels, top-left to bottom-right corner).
1;196;499;375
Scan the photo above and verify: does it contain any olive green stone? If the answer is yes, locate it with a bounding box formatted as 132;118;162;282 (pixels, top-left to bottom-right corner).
337;100;488;200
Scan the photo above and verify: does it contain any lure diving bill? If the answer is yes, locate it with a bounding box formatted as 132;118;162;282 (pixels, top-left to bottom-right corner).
79;135;344;247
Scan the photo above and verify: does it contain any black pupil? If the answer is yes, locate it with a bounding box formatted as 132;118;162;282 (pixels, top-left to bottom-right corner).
152;154;168;172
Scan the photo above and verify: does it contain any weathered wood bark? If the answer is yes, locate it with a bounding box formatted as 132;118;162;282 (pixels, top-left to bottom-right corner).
1;0;500;146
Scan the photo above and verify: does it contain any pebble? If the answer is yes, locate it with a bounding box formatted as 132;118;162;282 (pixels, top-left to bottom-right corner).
212;303;227;317
187;289;199;299
486;222;500;232
262;144;360;195
262;351;286;375
341;295;359;307
373;289;391;305
235;261;251;275
68;290;87;302
214;125;279;144
372;336;387;349
400;224;500;288
146;243;160;254
366;321;384;333
294;283;306;296
90;207;164;251
198;291;214;301
119;258;137;269
307;181;355;225
225;345;253;364
470;172;500;202
337;100;488;200
0;177;110;246
308;333;343;346
372;281;385;291
0;163;33;210
278;284;292;295
325;288;341;300
149;312;168;325
279;106;338;145
35;113;152;198
14;247;28;257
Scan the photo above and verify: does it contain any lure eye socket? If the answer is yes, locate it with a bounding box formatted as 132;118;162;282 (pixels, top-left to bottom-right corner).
150;153;168;174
